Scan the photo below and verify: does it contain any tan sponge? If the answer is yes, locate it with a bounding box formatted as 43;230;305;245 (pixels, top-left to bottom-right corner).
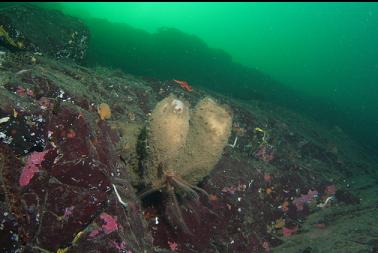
149;94;232;185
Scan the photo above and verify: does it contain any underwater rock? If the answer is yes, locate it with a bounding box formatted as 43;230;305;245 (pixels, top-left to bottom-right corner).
0;104;153;252
19;149;49;186
0;4;89;62
0;144;29;249
335;189;360;205
0;58;153;252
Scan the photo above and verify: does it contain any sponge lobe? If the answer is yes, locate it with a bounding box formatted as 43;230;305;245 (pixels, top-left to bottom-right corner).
178;97;233;184
149;94;190;169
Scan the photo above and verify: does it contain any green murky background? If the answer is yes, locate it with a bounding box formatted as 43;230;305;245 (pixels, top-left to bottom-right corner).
23;3;378;154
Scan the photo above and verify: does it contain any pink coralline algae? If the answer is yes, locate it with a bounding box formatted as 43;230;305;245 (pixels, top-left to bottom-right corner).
27;89;35;97
100;212;118;234
262;240;270;252
89;213;119;238
292;189;318;211
16;86;26;96
283;226;298;237
256;145;274;162
168;241;178;251
63;206;75;219
111;240;126;251
89;229;100;238
19;150;49;186
222;183;247;194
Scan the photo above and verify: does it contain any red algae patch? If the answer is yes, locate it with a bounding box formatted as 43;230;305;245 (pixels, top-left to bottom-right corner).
19;150;49;186
89;212;119;238
100;212;118;234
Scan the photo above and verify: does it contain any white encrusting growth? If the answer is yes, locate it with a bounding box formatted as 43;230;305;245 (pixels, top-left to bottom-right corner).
112;184;128;208
171;99;184;113
228;136;238;148
0;117;10;124
317;196;335;208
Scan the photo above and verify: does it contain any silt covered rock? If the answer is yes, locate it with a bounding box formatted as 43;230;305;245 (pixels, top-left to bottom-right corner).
0;4;89;63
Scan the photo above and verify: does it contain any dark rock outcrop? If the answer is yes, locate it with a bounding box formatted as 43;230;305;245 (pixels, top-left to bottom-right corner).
0;53;154;253
0;4;89;63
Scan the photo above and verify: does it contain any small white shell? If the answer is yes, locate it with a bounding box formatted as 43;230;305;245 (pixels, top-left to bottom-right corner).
171;99;184;113
0;117;10;124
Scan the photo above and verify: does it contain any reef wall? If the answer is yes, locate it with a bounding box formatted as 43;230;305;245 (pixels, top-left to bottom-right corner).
0;5;377;253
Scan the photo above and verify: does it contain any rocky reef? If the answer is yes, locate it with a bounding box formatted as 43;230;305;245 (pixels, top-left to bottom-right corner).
0;4;89;63
0;4;377;253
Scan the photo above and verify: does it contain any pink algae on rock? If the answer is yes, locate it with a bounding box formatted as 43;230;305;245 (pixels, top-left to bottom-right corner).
100;212;118;234
292;189;318;211
111;240;126;251
89;229;100;238
283;226;298;237
19;150;49;186
89;213;118;238
168;241;178;251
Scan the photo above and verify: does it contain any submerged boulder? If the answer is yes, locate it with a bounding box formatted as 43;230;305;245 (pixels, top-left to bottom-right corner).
0;53;153;253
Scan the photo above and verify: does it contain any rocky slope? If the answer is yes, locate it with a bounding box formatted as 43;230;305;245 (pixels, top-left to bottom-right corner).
0;4;377;253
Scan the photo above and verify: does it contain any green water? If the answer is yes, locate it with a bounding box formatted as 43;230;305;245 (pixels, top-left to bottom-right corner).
35;2;378;154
